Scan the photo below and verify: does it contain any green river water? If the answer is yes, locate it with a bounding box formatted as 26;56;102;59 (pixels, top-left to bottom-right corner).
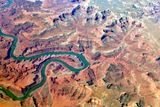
0;29;90;100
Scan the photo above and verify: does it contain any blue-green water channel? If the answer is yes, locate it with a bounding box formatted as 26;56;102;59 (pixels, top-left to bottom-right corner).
0;29;90;100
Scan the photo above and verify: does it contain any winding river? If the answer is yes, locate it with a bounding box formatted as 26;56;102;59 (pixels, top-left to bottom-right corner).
0;29;90;100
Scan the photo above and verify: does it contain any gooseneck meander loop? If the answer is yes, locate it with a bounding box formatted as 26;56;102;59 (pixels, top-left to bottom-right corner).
0;29;90;101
